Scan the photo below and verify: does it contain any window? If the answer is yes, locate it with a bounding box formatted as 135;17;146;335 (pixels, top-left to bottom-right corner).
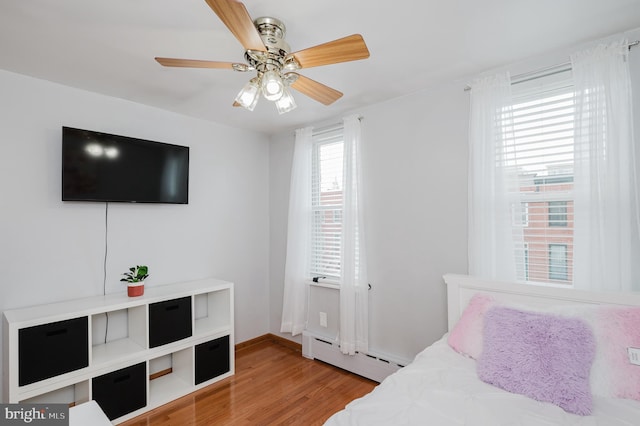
310;125;345;281
512;202;529;226
548;201;568;227
507;68;575;284
549;244;569;281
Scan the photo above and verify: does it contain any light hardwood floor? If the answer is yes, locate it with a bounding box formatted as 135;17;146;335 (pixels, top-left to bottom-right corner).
121;336;377;425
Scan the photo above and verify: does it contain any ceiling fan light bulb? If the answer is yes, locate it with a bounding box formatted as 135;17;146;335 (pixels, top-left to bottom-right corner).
262;70;284;101
275;88;297;114
265;80;282;95
235;80;260;111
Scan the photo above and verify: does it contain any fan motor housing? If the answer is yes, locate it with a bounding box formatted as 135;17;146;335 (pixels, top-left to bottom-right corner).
246;17;290;73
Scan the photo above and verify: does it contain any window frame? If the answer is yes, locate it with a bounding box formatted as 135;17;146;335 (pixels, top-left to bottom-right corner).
309;126;345;283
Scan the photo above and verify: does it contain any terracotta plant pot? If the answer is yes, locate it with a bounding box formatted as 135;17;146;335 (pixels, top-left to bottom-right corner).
128;282;145;297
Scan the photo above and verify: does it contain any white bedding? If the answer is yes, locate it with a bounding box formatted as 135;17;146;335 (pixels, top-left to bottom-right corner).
325;336;640;426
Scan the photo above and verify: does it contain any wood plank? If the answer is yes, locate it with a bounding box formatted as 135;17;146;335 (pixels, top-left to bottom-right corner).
204;0;265;52
120;338;376;425
291;34;370;69
290;74;343;105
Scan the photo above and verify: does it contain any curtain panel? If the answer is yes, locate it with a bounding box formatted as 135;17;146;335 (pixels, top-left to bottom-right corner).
467;72;523;282
571;38;640;292
339;114;368;355
280;127;313;335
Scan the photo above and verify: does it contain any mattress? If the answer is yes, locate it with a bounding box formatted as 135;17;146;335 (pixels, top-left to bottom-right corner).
324;336;640;425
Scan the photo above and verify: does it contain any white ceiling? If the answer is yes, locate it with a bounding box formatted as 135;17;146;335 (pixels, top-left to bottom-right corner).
1;0;639;135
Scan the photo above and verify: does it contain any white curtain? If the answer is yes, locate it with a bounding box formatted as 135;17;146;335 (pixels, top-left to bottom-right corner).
468;72;524;281
571;39;640;292
339;114;368;355
280;127;313;335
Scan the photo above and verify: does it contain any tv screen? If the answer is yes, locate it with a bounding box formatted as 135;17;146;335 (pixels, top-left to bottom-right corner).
62;127;189;204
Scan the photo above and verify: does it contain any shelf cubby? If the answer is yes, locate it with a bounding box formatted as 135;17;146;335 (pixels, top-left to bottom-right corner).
195;335;230;385
22;380;90;407
92;362;147;420
91;305;147;367
149;296;192;348
194;288;231;337
148;348;193;408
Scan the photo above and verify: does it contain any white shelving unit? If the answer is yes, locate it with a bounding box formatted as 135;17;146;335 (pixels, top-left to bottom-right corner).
3;278;234;424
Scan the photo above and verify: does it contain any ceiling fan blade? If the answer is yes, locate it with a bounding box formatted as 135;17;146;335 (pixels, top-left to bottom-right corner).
290;73;343;105
155;57;237;69
290;34;370;69
204;0;265;52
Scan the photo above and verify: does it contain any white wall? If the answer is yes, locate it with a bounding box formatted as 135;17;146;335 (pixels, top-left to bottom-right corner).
269;27;640;363
0;70;270;401
358;82;470;360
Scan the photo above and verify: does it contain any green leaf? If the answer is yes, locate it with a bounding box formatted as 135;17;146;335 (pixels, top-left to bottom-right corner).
121;265;149;284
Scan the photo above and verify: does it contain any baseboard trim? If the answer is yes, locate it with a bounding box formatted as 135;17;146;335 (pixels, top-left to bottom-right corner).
267;333;302;352
302;330;407;383
236;333;302;353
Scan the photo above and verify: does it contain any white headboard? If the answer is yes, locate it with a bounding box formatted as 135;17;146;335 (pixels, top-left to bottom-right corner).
443;274;640;331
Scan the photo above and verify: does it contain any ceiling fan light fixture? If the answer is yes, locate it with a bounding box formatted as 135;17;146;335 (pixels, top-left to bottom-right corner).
261;70;284;101
275;88;297;114
156;3;371;114
235;78;261;111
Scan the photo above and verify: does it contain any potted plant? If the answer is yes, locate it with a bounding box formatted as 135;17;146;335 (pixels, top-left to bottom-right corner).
120;265;149;297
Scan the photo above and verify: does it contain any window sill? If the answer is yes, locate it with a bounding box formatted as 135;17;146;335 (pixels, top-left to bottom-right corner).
307;280;340;290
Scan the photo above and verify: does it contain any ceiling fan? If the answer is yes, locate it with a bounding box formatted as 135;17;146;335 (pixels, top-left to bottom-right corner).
155;0;370;114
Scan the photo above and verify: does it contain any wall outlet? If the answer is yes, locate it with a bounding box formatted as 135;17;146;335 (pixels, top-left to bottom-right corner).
319;312;328;328
628;347;640;366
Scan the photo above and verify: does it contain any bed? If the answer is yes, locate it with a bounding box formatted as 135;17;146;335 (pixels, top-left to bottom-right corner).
325;274;640;425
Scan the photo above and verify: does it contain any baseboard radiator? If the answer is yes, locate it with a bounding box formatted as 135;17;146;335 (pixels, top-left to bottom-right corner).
301;331;407;383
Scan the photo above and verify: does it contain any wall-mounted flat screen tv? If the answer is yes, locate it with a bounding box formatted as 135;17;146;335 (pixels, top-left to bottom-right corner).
62;127;189;204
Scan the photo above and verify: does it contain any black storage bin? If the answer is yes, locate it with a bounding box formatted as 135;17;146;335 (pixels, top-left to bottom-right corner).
18;317;88;386
149;296;192;348
92;362;146;420
195;335;230;385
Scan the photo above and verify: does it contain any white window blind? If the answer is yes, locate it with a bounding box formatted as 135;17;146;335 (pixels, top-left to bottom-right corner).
310;125;344;280
505;68;575;284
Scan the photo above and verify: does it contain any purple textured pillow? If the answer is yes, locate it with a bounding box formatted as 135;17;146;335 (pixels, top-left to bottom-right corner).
477;306;596;416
